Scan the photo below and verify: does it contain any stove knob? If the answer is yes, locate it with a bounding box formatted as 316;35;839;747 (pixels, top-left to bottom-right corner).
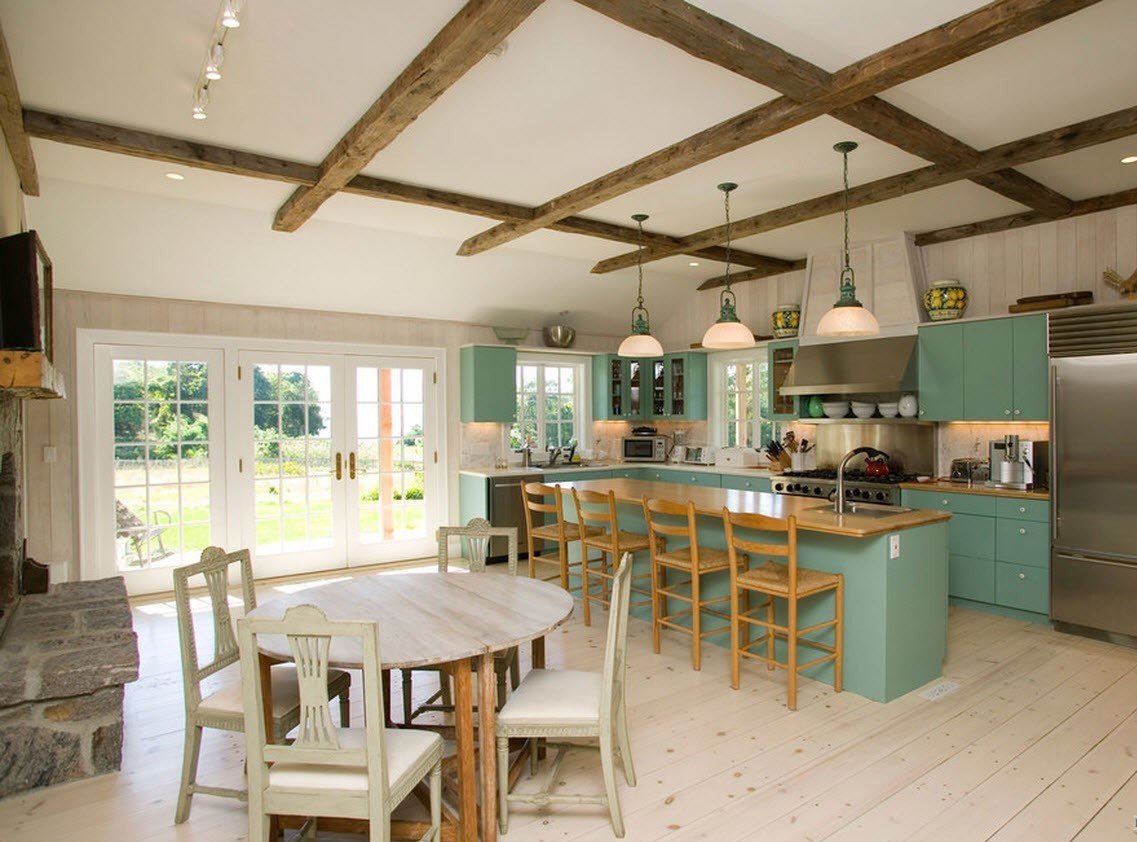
876;491;886;501
773;483;784;492
814;486;823;496
844;489;853;498
852;489;863;498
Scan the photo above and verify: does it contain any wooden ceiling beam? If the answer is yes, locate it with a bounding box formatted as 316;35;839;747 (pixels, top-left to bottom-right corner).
271;0;544;233
589;104;1137;274
22;110;793;271
697;261;808;292
0;20;38;195
456;0;1101;257
914;187;1137;246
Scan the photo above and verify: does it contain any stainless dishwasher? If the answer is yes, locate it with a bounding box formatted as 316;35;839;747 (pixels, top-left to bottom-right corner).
488;474;543;562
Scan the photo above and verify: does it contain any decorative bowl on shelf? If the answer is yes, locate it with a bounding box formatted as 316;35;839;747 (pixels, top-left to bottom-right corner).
806;395;825;418
822;400;850;419
924;279;968;321
851;401;877;419
898;394;919;417
493;326;529;345
771;303;801;338
542;325;576;348
877;401;899;418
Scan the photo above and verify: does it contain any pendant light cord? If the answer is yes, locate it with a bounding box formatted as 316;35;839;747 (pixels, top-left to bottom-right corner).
635;217;646;310
842;147;850;273
723;187;733;286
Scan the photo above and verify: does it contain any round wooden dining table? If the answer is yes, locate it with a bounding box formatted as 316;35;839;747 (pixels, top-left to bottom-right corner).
247;571;575;842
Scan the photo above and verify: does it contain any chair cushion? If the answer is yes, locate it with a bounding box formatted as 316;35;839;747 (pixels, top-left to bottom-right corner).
531;523;602;542
656;546;731;572
496;669;602;726
583;529;656;554
198;664;349;721
268;726;441;793
737;561;841;596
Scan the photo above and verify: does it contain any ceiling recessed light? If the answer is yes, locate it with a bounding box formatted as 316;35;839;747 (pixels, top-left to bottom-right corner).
689;261;700;267
165;172;185;181
1122;155;1137;165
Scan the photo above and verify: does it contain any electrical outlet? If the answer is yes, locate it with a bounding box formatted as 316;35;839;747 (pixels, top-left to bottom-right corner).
43;446;57;464
889;533;900;559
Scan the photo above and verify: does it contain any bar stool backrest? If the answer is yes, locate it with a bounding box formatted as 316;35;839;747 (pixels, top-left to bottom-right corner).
522;481;565;541
642;497;698;559
571;487;619;537
722;509;799;596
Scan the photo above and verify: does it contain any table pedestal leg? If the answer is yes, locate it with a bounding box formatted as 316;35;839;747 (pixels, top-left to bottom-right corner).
479;650;497;842
448;659;477;842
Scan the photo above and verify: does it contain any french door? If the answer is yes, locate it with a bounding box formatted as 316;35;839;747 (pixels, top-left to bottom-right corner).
238;352;440;578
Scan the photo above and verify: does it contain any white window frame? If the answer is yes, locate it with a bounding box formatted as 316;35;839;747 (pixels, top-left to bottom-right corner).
512;352;591;452
75;328;448;590
708;345;776;450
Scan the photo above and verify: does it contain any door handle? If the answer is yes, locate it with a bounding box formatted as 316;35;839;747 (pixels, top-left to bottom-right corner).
349;452;356;480
335;452;343;480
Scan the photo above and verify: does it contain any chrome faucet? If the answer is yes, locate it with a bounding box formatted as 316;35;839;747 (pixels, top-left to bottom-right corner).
834;447;889;514
547;446;563;466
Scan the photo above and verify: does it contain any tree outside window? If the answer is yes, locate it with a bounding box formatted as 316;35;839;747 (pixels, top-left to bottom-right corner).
722;359;773;449
510;362;580;451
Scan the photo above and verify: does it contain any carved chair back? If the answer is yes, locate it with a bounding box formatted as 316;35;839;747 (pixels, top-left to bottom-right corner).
600;553;633;731
437;517;518;574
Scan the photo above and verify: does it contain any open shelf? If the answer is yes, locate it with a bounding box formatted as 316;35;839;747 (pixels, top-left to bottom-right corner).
795;417;933;426
0;350;65;399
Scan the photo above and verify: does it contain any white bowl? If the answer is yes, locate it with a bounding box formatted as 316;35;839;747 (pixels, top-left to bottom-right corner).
822;400;850;419
851;403;876;419
877;402;899;418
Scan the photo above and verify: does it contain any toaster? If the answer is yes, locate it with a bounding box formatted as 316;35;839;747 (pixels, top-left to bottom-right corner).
949;457;990;482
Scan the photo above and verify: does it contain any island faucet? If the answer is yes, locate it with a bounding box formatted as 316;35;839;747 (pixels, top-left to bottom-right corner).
834;447;889;514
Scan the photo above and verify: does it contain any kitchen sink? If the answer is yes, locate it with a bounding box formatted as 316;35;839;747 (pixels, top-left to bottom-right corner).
804;502;914;519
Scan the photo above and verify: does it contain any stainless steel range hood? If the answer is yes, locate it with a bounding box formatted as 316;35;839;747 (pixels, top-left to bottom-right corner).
780;335;917;395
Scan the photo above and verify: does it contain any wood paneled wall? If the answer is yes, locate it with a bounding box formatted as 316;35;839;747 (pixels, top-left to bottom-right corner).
658;204;1137;347
24;290;619;581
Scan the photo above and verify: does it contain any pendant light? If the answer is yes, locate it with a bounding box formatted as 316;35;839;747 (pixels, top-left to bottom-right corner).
701;182;755;350
617;214;665;357
817;141;880;337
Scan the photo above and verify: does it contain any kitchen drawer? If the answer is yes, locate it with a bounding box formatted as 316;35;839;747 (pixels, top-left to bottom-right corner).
995;497;1050;523
949;554;995;603
612;467;645;480
947;513;995;560
996;518;1049;568
995;561;1049;614
720;475;772;492
902;489;997;517
639;468;670;482
548;470;610;482
676;472;721;488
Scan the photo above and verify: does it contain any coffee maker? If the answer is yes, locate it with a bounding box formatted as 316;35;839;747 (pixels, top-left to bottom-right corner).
987;435;1049;490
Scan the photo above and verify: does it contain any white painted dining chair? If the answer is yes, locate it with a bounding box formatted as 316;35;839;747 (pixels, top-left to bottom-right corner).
172;546;352;823
238;604;442;842
495;553;637;837
401;517;520;723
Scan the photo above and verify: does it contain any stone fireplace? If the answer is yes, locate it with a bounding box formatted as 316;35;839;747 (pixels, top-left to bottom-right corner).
0;396;140;797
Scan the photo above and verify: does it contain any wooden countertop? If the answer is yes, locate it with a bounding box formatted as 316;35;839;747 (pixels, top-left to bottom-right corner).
899;479;1050;500
560;478;950;539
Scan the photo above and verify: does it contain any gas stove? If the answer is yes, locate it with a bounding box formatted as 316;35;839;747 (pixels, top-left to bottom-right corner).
771;469;919;506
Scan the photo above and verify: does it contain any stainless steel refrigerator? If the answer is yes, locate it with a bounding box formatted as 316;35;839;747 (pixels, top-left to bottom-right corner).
1050;351;1137;638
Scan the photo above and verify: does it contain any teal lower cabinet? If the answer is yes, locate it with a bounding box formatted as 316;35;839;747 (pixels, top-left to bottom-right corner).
611;467;645;480
664;470;721;488
719;474;773;493
902;487;1050;619
546;469;611;482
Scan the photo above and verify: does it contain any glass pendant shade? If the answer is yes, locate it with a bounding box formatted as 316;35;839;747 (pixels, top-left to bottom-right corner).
618;331;663;357
816;302;880;336
702;317;756;349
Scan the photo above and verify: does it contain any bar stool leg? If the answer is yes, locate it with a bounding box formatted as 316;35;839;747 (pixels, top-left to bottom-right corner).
651;557;662;655
582;549;593;627
559;537;570;591
730;580;740;690
835;577;844;693
691;567;702;671
787;594;799;711
765;594;774;670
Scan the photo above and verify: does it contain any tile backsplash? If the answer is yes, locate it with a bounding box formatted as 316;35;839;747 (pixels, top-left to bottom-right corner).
935;422;1049;477
460;419;708;467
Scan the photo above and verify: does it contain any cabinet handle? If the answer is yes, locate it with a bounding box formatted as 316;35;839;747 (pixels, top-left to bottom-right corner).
942;499;949;506
1019;527;1026;535
1019;506;1026;513
1018;572;1026;580
1013;409;1021;416
1004;409;1011;416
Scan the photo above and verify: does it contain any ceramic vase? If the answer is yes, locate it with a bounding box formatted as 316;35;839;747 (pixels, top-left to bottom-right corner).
924;279;968;321
771;303;801;338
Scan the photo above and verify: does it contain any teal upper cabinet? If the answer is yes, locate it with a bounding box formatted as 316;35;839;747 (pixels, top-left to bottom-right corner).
918;315;1048;422
1011;315;1048;420
593;352;707;421
768;339;799;421
963;320;1015;420
918;322;964;420
460;345;516;423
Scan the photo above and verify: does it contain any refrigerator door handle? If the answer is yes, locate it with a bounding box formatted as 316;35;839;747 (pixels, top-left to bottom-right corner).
1050;366;1059;542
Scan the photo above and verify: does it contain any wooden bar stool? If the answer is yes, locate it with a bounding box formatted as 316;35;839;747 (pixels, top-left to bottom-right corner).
642;497;733;671
521;481;600;592
722;509;843;710
571;487;660;626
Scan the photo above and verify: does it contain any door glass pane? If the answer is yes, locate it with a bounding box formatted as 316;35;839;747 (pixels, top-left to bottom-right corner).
112;358;214;569
252;362;334;555
355;366;427;544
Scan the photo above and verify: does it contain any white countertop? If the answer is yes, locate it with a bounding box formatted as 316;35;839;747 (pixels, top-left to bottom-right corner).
458;463;778;480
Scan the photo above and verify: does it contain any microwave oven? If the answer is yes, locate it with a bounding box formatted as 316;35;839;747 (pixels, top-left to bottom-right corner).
622;435;669;462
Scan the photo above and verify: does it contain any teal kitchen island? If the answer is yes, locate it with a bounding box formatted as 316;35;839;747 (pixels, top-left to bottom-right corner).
556;478;952;704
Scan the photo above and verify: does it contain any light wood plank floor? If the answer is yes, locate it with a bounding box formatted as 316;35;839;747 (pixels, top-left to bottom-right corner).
3;563;1137;841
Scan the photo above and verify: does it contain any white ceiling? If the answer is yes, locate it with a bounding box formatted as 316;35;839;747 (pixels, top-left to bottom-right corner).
5;0;1137;334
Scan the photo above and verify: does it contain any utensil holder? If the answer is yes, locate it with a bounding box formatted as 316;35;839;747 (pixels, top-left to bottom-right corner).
790;452;816;471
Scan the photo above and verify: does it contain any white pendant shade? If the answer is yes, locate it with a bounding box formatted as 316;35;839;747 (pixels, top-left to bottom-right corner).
617;332;663;357
816;304;880;337
701;319;755;350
